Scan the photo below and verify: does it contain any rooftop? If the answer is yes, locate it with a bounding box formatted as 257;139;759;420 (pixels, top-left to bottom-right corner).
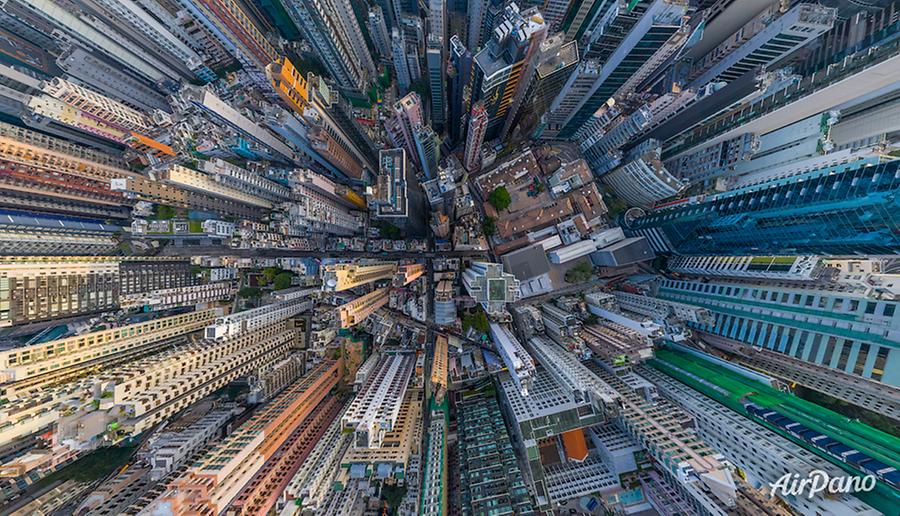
501;244;551;281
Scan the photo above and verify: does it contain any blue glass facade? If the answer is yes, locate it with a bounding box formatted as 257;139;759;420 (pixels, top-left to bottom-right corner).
625;159;900;255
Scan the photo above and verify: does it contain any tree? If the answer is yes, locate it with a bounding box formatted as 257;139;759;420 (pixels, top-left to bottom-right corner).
461;307;490;333
237;287;262;299
273;272;293;290
154;204;176;220
377;221;402;239
488;186;511;212
602;186;629;221
261;267;281;283
472;310;489;333
482;216;496;237
565;260;593;284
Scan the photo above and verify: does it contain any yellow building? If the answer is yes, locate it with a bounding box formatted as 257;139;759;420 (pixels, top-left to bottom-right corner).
323;262;398;292
337;287;391;328
0;308;219;390
394;263;425;287
267;57;309;116
431;334;448;400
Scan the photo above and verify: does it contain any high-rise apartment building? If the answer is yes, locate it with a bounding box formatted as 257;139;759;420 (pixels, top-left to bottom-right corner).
0;119;135;218
414;125;441;179
392;28;413;93
456;388;535;514
267;57;311;116
0;307;222;445
342;353;415;448
198;159;293;203
41;78;153;134
0;257;119;328
88;0;216;80
323;262;398;291
337;287;392;327
304;74;379;179
641;362;879;515
159;164;273;210
173;0;279;88
55;47;170;113
369;149;409;219
394;263;425;286
0;210;121;256
462;102;488;172
386;93;425;168
287;173;366;236
3;0;196;87
280;0;372;92
156;359;341;514
368;6;393;58
0;256;202;329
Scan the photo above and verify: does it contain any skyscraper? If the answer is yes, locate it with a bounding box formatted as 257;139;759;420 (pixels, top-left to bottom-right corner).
386;93;425;169
79;0;218;82
552;0;688;139
426;35;446;132
280;0;373;92
337;287;392;327
373;0;397;29
463;102;488;172
602;146;685;208
513;34;579;137
651;274;899;386
414;125;441;179
624;158;900;255
323;262;398;291
686;4;837;90
368;6;393;58
392;28;412;94
426;0;446;131
448;35;474;145
539;59;600;140
472;3;547;141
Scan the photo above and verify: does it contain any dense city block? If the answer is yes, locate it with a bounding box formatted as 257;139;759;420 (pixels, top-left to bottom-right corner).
0;0;898;514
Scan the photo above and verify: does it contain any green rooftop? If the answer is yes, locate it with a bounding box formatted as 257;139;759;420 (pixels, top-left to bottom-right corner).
650;347;900;513
487;278;507;302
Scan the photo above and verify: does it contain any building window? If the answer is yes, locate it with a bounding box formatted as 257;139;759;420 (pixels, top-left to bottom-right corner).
837;341;854;372
854;344;870;376
871;347;889;380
